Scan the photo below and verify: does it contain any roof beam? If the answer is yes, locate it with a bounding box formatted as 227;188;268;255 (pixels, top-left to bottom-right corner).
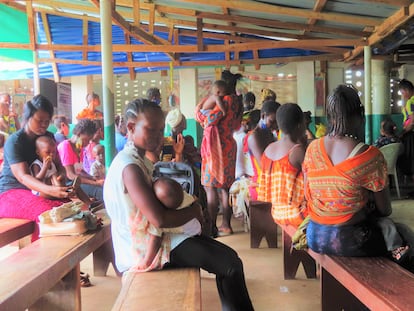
89;0;175;60
305;0;328;35
195;11;368;38
40;12;60;82
38;53;343;68
177;0;381;26
344;3;414;60
359;0;412;5
32;38;355;53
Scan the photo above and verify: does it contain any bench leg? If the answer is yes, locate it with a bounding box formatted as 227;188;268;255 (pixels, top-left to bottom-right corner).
283;230;317;280
93;238;120;276
321;267;367;311
28;264;81;311
249;201;278;248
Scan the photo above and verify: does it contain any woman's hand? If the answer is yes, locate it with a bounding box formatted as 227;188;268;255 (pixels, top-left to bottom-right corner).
173;133;184;162
47;184;75;199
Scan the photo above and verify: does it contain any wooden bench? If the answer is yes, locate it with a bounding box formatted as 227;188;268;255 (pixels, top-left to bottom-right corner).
112;268;201;311
280;222;414;311
0;218;35;248
249;200;278;248
0;223;114;311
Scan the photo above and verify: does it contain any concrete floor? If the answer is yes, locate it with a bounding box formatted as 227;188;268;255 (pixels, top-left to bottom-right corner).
81;217;321;311
80;181;414;311
0;181;412;310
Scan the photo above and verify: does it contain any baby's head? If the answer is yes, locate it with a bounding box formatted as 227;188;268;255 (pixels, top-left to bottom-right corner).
93;144;105;164
35;135;57;161
381;118;397;137
153;177;184;209
212;80;227;97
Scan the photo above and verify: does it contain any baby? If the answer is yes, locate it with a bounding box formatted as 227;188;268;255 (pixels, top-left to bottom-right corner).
137;177;201;271
197;80;227;123
90;144;105;180
30;135;92;205
30;136;65;193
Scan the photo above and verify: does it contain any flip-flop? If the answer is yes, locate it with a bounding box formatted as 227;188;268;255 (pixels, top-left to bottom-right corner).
218;227;233;236
80;272;92;287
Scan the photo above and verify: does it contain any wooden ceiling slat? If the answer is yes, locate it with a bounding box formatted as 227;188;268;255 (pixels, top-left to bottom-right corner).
40;12;60;82
177;0;381;26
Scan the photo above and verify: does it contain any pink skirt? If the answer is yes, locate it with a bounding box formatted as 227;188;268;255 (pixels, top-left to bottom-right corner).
0;189;69;241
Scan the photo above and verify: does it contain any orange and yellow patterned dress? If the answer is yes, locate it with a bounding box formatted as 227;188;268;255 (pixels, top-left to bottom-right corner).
303;138;387;225
257;145;307;226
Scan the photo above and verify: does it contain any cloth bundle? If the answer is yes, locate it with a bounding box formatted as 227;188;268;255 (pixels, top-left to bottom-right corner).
38;201;100;237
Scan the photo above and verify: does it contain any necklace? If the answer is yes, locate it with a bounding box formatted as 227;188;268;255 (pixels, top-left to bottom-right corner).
343;133;359;140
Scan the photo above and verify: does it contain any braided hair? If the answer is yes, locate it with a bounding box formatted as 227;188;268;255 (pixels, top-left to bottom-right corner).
125;98;162;121
326;84;365;138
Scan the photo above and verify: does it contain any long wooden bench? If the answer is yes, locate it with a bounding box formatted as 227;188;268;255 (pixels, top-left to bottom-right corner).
0;218;35;248
0;223;114;311
112;268;201;311
280;222;414;311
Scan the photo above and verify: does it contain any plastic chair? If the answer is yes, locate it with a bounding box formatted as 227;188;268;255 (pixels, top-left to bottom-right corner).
379;143;403;198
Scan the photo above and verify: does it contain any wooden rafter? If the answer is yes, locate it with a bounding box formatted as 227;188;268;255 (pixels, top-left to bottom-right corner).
344;2;414;61
176;0;381;26
40;12;60;82
124;34;136;80
304;0;328;35
88;0;175;60
38;53;342;68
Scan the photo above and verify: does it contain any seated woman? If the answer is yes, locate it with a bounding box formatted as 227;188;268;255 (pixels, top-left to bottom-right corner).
258;103;308;227
0;95;72;240
104;98;254;311
57;119;104;202
303;84;411;264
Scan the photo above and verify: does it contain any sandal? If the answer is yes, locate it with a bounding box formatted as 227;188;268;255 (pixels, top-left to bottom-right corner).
80;272;92;287
392;245;410;262
218;226;233;237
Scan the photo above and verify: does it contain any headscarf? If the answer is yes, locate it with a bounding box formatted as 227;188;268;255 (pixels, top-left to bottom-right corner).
165;108;183;129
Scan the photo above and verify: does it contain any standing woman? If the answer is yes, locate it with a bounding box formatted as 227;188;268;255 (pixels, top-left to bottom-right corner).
244;100;279;200
0;95;71;240
104;98;254;311
196;70;243;236
398;79;414;193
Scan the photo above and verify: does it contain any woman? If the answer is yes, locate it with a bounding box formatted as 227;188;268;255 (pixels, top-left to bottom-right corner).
243;100;279;200
0;95;71;240
397;79;414;194
303;84;395;257
258;103;308;227
196;70;243;236
104;98;254;311
57;119;104;202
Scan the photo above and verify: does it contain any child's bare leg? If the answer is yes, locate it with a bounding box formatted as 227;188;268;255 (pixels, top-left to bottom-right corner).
216;97;226;116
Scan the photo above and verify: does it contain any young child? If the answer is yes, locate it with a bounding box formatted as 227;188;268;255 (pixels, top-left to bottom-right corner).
373;118;400;149
258;103;308;227
137;176;201;271
30;135;92;205
90;144;105;180
53;115;69;145
197;80;227;124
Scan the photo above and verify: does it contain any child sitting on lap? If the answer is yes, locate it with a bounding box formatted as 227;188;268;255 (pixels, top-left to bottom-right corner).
90;144;105;180
137;177;201;271
30;135;92;205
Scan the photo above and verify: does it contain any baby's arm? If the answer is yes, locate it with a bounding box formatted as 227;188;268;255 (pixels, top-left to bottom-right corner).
137;233;163;270
31;158;51;181
214;95;226;115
